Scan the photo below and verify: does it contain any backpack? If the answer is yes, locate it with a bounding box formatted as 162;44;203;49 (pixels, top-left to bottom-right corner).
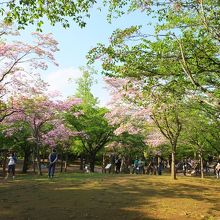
12;156;17;164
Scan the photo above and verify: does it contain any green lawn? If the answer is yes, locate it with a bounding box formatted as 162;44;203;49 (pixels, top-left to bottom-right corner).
0;173;220;220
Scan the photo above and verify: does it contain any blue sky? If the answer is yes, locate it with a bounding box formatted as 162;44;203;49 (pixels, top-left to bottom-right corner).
19;6;152;106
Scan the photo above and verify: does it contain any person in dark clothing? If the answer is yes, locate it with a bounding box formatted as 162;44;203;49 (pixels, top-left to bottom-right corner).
48;149;58;178
158;161;163;175
115;157;122;174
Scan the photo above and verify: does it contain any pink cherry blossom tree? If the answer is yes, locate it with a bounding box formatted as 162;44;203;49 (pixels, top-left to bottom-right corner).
0;23;59;123
105;76;183;179
42;122;84;172
6;90;81;175
105;77;151;136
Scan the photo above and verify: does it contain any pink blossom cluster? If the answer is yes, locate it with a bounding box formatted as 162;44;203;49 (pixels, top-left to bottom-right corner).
105;77;168;148
133;0;153;12
0;24;59;101
42;123;80;147
55;98;82;111
146;131;167;147
114;123;141;135
105;141;125;149
105;77;152;136
4;92;81;148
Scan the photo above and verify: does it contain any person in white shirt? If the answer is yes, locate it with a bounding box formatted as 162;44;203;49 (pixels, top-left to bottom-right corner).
216;161;220;179
5;152;17;180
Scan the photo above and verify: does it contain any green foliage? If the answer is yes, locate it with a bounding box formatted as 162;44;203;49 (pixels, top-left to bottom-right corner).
0;121;34;157
66;104;113;155
180;101;220;156
0;130;14;151
88;0;220;110
86;1;219;176
75;66;98;107
66;68;114;170
110;132;147;158
2;0;96;30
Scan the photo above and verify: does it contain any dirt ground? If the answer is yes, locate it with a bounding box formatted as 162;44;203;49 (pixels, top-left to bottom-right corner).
0;173;220;220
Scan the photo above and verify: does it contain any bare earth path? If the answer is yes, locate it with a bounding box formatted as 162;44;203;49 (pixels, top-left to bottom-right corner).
0;174;220;220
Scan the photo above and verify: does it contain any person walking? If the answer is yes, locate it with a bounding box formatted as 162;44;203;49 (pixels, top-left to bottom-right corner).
48;149;58;178
5;152;17;180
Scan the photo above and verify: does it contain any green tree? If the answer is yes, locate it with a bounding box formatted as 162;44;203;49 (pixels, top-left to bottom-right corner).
66;68;113;172
87;1;220;110
6;121;34;173
1;0;96;30
86;1;219;179
75;67;98;107
106;132;147;172
180;102;220;177
0;126;15;176
150;93;183;180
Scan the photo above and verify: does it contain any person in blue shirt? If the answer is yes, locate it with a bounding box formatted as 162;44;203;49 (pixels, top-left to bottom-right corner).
48;149;58;178
132;157;139;174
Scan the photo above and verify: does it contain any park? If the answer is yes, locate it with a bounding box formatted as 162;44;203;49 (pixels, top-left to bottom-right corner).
0;0;220;220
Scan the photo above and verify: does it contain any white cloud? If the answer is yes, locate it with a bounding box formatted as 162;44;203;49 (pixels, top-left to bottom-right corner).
41;67;111;106
41;67;83;98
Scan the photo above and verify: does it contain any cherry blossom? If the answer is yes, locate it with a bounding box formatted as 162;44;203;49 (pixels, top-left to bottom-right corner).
0;24;59;122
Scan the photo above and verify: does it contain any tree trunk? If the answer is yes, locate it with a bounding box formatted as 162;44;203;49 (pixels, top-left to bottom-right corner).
102;154;106;173
200;153;204;179
110;154;115;174
2;151;7;177
36;145;42;175
60;150;64;173
80;154;84;170
32;147;36;174
89;152;96;173
171;150;177;180
22;150;31;173
64;153;68;172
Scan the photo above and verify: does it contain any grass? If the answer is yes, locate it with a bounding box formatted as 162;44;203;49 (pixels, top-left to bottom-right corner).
0;173;220;220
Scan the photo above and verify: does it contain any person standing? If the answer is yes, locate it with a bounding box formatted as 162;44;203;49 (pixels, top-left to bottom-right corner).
215;161;220;179
5;152;17;180
158;161;163;175
132;157;139;174
48;149;58;178
115;157;122;174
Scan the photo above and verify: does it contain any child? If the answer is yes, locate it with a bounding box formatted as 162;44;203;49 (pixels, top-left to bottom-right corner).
5;152;17;180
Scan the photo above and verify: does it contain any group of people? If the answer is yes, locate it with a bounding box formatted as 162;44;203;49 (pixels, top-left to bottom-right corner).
4;149;58;180
133;158;145;174
133;157;163;175
3;150;220;179
181;158;220;178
